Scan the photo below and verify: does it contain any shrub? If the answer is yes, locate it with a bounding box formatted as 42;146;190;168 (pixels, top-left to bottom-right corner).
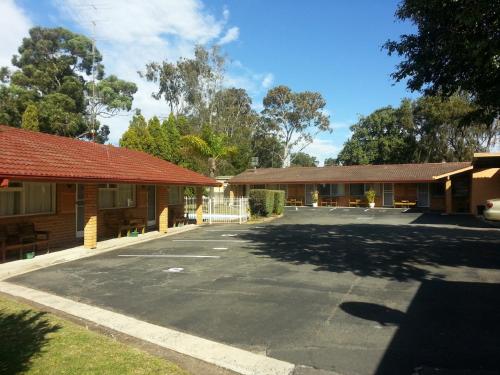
273;190;285;215
365;189;376;203
249;189;275;217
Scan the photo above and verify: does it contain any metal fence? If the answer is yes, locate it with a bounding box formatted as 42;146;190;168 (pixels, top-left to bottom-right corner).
185;196;250;224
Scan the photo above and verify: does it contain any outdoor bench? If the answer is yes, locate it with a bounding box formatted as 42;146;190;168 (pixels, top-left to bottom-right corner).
0;223;50;262
105;214;146;238
320;199;337;207
349;199;363;207
394;200;417;208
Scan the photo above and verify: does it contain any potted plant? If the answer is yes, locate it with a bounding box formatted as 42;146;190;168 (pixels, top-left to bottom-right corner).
365;189;376;208
311;190;319;207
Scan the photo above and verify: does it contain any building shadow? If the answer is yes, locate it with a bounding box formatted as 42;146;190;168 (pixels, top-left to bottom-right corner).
240;224;500;281
0;309;61;374
408;212;494;229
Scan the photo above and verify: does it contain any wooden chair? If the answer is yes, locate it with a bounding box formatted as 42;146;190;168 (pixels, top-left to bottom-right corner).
0;223;50;262
349;199;363;207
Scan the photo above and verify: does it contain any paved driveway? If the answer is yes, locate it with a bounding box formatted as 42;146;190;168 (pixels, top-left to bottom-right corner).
8;208;500;375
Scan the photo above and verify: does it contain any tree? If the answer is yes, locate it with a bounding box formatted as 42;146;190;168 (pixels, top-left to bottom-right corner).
336;95;494;165
291;152;318;167
336;102;416;165
21;103;39;131
181;126;237;178
262;85;331;167
324;157;337;166
119;111;153;152
384;0;500;114
0;27;136;141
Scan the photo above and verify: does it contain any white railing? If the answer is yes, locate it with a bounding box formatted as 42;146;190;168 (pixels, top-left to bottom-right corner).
185;196;250;224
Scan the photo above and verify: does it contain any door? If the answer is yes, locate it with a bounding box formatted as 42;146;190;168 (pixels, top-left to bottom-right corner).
76;184;84;238
147;185;156;227
305;184;315;205
417;183;430;207
383;183;394;207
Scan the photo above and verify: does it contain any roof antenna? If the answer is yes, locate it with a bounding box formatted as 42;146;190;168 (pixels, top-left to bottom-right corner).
250;157;259;172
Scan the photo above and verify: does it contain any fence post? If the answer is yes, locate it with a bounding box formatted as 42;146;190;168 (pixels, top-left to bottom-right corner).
239;197;242;224
208;198;212;224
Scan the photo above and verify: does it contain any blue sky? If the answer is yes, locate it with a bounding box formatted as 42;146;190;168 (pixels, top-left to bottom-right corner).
1;0;418;165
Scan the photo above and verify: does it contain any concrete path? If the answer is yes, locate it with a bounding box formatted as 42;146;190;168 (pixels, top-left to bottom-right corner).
0;282;295;375
0;225;198;281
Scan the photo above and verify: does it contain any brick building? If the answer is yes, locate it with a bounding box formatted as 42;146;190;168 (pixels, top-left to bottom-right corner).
0;125;218;257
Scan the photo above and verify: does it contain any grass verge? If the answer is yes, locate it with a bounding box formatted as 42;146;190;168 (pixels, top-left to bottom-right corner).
0;294;190;375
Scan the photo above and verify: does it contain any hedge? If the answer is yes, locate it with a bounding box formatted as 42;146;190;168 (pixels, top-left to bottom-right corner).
249;189;275;217
273;190;285;215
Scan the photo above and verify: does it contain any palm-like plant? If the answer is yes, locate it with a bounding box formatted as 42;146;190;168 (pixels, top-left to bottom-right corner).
181;126;237;178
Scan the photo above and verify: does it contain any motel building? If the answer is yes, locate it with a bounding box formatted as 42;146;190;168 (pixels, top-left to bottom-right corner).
228;154;500;215
0;125;218;262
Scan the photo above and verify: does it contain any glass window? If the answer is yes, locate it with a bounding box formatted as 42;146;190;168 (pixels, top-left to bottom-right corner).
350;183;365;197
0;182;55;217
169;186;184;205
250;184;265;189
98;184;136;209
318;183;330;196
331;184;345;196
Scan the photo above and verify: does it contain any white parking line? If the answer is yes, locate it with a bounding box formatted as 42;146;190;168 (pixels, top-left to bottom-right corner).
118;255;220;258
205;230;251;232
364;208;370;212
221;234;238;237
213;247;228;250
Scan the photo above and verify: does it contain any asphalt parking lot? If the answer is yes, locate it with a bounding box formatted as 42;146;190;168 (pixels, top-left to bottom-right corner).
8;207;500;375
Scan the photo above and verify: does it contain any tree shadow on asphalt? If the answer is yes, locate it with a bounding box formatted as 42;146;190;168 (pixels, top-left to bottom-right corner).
0;308;61;375
241;224;500;281
340;281;500;374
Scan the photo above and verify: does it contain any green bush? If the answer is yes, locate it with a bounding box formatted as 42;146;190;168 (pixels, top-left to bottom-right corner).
249;189;275;217
273;190;285;215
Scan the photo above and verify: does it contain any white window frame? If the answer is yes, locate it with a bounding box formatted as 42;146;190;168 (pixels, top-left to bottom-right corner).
98;184;136;209
0;181;56;217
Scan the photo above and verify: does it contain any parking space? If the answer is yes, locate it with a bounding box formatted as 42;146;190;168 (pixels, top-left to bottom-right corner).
7;207;500;375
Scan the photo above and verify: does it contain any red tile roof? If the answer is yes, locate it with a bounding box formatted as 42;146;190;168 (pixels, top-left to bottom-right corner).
0;125;219;186
229;162;472;185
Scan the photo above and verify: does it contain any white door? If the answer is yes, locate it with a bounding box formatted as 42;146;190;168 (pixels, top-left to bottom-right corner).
76;184;84;238
383;183;394;207
147;185;156;227
417;183;430;207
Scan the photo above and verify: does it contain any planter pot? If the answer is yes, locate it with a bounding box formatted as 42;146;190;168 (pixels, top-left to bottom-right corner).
312;202;318;207
129;231;139;237
25;251;35;259
369;202;375;208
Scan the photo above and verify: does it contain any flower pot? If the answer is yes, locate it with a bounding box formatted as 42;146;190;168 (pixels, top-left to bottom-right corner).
25;251;35;259
369;202;375;208
129;230;139;237
312;202;318;207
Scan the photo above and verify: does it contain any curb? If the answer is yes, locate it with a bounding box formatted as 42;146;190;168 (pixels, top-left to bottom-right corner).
0;282;295;375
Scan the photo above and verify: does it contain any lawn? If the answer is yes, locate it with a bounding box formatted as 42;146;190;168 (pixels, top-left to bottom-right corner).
0;295;190;375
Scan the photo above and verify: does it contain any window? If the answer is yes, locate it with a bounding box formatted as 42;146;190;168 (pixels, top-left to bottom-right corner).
169;186;184;205
250;184;265;189
318;183;330;196
331;183;345;196
349;183;364;197
364;183;381;195
98;184;136;209
0;181;55;217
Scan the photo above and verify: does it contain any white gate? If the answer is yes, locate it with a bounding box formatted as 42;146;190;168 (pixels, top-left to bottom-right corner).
185;197;249;224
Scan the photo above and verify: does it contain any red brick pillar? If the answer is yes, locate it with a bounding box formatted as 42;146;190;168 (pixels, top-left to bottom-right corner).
84;184;98;249
157;185;169;233
196;187;203;225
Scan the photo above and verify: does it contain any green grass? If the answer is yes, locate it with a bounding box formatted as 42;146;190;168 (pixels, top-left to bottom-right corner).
0;295;190;375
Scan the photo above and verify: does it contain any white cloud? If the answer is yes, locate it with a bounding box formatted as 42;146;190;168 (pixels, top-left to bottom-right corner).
0;0;31;67
50;0;273;144
303;138;342;166
219;26;239;45
261;73;274;89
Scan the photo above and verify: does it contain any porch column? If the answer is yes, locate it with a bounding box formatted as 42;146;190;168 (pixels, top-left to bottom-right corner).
445;177;452;214
196;187;203;225
158;185;169;233
84;184;98;249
